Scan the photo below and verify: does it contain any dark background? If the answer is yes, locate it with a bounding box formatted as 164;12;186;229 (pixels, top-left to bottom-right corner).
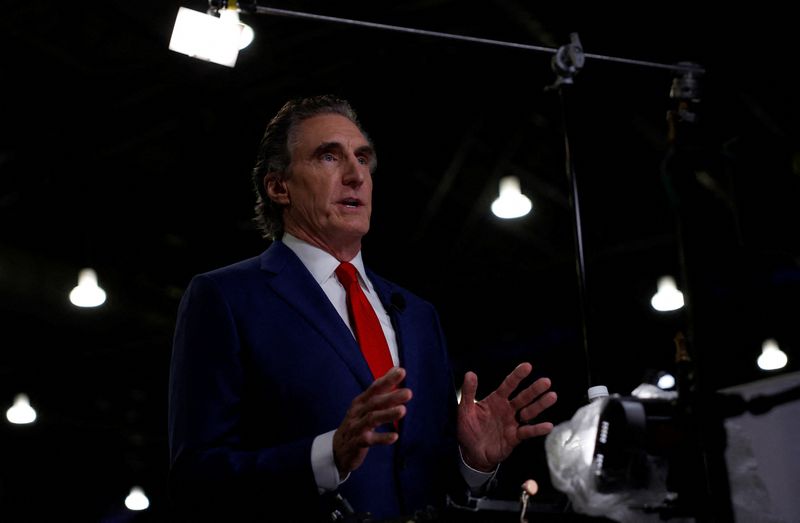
1;2;798;521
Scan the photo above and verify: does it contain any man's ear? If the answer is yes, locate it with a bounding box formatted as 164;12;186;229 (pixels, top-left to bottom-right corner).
265;175;290;205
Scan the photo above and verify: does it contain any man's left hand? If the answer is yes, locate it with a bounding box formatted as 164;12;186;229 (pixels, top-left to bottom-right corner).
457;362;557;472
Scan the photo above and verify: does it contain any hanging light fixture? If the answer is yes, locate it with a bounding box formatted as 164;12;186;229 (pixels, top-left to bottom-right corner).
650;275;684;312
757;338;788;371
656;372;676;390
491;176;532;219
6;393;37;425
69;268;107;308
125;486;150;511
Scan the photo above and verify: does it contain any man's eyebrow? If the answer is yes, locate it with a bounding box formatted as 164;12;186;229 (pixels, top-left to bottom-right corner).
354;144;375;159
312;141;344;157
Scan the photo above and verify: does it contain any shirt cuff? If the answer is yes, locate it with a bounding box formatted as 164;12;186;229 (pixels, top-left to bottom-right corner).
458;446;498;494
311;430;350;494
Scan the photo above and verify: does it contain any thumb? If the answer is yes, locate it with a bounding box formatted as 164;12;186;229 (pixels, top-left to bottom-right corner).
460;371;478;405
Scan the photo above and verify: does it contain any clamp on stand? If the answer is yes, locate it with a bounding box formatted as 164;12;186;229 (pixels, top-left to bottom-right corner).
547;32;585;91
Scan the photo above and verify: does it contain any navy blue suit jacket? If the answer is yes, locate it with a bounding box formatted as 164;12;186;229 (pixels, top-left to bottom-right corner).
168;240;462;521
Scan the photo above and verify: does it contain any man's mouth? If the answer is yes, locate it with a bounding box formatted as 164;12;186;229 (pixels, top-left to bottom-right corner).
340;198;362;208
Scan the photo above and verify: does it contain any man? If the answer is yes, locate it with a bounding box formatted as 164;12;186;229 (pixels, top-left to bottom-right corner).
168;94;557;522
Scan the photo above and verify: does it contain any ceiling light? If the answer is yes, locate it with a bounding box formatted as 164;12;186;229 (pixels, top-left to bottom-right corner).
125;486;150;511
491;176;532;219
757;338;788;371
650;276;684;312
6;393;37;425
69;268;107;308
656;372;676;390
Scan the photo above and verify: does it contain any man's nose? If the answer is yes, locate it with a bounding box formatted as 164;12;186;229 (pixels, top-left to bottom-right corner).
342;153;367;185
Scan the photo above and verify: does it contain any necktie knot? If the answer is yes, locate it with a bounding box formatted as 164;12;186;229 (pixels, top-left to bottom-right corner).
335;261;359;289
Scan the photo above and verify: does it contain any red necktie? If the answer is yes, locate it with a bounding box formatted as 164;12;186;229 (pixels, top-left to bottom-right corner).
335;262;394;380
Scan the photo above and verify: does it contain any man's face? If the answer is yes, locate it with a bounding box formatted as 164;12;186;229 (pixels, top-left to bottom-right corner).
277;113;376;253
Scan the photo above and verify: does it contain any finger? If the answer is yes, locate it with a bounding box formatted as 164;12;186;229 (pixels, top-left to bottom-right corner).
510;377;553;410
339;422;399;453
352;368;407;409
517;421;554;440
370;367;406;394
494;362;533;399
518;391;558;421
361;404;407;429
339;404;406;443
460;371;478;405
350;387;412;421
369;387;413;411
363;430;399;447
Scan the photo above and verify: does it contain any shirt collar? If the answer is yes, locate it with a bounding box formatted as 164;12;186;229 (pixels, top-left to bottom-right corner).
282;233;373;293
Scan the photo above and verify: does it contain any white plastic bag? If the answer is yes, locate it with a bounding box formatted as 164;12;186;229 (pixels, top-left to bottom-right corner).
545;396;678;523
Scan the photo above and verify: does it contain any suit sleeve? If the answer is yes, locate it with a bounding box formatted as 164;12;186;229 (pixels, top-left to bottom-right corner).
167;274;320;521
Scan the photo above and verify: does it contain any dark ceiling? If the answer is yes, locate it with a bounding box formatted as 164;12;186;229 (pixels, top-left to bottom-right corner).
1;1;799;521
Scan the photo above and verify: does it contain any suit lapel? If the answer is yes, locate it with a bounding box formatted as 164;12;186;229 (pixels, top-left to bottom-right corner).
260;241;374;390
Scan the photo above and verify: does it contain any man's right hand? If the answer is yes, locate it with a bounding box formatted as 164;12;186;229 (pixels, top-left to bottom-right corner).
333;367;412;476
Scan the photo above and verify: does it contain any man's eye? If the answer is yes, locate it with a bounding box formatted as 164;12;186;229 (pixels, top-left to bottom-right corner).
357;156;368;165
321;153;336;162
